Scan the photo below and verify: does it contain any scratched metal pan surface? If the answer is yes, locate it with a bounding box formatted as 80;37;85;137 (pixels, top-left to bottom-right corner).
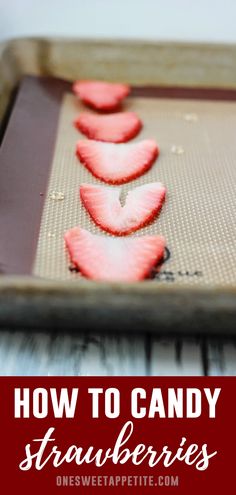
0;38;236;335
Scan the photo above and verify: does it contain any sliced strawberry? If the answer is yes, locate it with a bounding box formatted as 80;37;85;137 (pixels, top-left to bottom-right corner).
74;112;142;143
80;182;166;235
64;227;166;282
73;80;130;111
76;139;158;184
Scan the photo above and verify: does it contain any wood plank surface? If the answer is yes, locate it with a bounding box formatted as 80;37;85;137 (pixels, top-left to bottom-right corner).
0;331;235;376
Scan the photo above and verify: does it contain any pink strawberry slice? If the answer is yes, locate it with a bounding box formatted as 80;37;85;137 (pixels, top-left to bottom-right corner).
80;182;166;235
73;80;130;111
76;139;158;184
64;227;166;282
74;112;142;143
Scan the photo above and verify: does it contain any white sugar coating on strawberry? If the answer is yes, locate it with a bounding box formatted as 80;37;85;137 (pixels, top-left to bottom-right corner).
74;112;142;143
76;139;158;184
80;182;166;235
64;227;166;282
73;80;130;111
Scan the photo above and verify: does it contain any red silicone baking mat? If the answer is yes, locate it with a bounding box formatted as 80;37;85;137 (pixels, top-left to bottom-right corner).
1;75;236;289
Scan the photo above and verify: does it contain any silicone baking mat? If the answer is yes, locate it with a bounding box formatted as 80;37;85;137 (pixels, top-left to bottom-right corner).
1;76;236;287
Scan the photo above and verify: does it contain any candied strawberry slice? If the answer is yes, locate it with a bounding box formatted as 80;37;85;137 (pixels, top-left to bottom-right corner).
76;139;158;184
80;182;166;235
73;80;130;111
74;112;142;143
64;227;166;282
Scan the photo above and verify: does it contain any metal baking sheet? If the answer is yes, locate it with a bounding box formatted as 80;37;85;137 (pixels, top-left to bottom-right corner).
0;39;236;334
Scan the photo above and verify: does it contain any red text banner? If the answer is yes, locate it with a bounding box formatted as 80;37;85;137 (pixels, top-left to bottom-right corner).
0;377;234;494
